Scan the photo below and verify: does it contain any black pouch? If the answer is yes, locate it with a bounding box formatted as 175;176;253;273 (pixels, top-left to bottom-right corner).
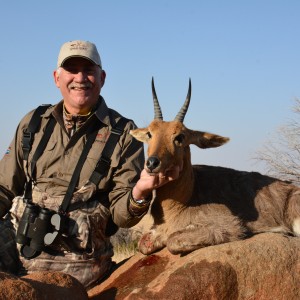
0;216;21;274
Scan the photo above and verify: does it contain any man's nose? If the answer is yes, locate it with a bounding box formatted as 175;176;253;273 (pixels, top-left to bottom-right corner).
74;71;88;82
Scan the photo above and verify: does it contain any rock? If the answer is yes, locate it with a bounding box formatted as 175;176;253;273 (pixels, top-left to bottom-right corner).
0;271;88;300
0;272;37;300
88;233;300;300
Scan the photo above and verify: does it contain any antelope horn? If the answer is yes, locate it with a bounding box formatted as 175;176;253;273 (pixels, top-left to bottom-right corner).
174;78;191;122
152;77;163;120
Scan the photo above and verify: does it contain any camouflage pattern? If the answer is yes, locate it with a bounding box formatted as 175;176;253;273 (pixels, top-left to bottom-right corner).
9;184;114;288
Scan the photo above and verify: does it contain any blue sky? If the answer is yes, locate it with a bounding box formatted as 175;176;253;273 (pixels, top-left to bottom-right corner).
0;1;299;172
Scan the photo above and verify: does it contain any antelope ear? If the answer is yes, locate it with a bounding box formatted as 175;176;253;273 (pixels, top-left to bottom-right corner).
130;128;150;143
190;130;230;149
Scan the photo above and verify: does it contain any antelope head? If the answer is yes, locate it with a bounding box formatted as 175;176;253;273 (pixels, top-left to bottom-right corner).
130;78;229;176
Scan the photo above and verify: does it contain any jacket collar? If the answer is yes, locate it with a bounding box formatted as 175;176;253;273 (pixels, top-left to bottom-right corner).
44;96;112;128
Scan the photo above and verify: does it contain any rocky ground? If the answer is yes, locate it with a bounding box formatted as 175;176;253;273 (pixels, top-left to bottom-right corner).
1;229;299;299
89;232;300;300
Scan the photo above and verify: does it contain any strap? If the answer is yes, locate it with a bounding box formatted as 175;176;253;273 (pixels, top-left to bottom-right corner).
30;118;56;179
22;105;51;160
59;122;101;214
24;117;56;200
89;117;128;186
60;117;128;213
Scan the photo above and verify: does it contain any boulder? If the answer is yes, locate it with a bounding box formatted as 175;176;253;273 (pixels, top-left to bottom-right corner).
88;233;300;300
0;271;88;300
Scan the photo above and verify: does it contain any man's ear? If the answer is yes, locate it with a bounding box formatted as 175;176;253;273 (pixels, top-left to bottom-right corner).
53;69;60;88
189;130;230;149
100;70;106;88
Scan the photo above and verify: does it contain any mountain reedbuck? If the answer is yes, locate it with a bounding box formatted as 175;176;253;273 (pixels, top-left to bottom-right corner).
130;78;300;255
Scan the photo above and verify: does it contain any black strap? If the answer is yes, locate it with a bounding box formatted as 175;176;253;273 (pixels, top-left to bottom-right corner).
89;117;128;185
59;117;128;214
24;117;56;201
22;105;51;160
59;122;101;214
30;118;56;179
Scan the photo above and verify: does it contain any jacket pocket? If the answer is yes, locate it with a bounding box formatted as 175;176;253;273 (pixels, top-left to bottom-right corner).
67;200;110;251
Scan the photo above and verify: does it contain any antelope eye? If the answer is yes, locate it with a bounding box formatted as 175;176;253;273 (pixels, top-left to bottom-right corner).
146;131;152;139
174;134;185;145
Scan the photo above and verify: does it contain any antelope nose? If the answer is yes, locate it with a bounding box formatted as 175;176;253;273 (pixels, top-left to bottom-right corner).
146;156;160;172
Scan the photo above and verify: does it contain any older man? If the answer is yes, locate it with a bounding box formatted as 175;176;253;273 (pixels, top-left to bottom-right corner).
0;40;179;289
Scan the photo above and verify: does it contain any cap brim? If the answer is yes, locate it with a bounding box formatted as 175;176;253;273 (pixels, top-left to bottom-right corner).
60;55;99;67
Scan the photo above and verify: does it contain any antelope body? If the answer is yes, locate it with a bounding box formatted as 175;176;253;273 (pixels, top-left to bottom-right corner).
130;79;300;255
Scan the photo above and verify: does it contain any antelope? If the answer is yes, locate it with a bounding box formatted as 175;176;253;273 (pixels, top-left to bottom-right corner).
130;78;300;255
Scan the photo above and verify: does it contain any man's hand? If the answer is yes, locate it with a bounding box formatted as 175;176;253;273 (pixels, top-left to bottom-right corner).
132;165;181;200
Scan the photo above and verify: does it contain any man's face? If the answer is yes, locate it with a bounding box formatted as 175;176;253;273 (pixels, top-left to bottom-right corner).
54;57;106;114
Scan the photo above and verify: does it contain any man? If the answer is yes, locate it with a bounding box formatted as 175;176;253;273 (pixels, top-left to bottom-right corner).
0;40;179;289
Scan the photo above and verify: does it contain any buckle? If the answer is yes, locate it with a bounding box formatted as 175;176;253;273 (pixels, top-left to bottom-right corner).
111;127;123;135
22;131;34;150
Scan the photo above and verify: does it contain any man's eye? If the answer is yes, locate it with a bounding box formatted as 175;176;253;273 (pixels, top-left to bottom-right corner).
85;69;95;75
63;68;95;75
64;68;77;74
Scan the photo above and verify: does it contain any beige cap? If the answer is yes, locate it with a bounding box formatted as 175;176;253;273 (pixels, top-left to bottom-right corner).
57;40;102;68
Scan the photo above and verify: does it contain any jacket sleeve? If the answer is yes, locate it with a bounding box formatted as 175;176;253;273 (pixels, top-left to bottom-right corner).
108;120;146;228
0;113;32;217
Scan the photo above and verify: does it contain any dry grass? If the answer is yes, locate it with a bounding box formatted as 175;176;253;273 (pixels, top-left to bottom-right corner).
111;214;153;263
112;241;139;263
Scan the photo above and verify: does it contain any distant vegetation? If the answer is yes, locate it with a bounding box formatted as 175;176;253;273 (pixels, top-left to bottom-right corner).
255;99;300;186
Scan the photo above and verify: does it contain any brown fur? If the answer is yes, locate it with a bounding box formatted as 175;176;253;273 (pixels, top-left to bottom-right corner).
130;115;300;256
